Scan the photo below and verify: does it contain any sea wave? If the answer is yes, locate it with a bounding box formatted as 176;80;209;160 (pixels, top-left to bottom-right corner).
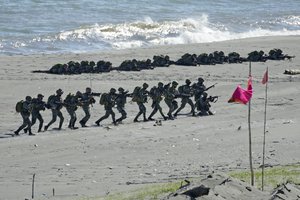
36;15;300;47
1;15;300;54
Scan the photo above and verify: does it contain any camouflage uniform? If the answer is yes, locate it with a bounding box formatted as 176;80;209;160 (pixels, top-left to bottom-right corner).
174;79;195;116
44;89;64;131
64;92;81;129
79;87;96;127
192;78;206;109
30;94;46;132
148;82;167;120
164;81;179;119
133;83;149;122
95;88;116;126
197;92;213;116
115;87;129;123
15;96;33;135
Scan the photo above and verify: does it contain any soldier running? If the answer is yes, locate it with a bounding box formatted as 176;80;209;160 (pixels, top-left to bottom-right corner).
164;81;179;120
174;79;195;117
25;94;46;133
95;88;117;126
15;96;34;136
133;83;149;122
79;87;97;127
148;82;168;121
115;87;130;123
64;91;81;129
44;89;64;131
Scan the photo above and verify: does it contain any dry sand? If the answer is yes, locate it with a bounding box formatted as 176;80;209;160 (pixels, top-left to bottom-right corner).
0;36;299;200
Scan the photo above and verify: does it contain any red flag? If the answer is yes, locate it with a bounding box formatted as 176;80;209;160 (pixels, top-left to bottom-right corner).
262;68;268;84
228;76;253;104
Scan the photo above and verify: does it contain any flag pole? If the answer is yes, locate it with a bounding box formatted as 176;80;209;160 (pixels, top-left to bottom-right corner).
248;62;254;186
261;67;268;191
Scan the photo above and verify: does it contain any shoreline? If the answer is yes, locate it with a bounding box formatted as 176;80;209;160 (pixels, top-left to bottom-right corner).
0;35;299;199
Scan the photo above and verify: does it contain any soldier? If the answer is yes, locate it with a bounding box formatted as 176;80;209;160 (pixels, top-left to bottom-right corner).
44;89;64;131
79;87;97;127
174;79;195;117
164;81;179;120
15;96;34;136
64;91;81;129
192;77;207;102
133;83;149;122
197;92;215;116
25;94;46;133
193;78;216;110
148;82;168;121
115;87;130;123
95;88;117;126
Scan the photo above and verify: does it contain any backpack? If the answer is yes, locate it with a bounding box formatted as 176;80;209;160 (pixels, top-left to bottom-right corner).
178;85;184;94
15;100;24;113
132;86;141;102
100;93;108;105
47;95;56;105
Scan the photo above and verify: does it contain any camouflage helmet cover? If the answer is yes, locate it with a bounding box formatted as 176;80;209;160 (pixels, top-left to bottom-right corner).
56;88;63;95
118;87;124;92
25;96;32;101
198;77;204;82
143;83;149;88
110;88;116;93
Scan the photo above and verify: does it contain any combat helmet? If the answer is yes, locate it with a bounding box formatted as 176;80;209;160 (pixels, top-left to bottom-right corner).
25;96;32;102
143;83;149;88
86;87;92;93
56;88;63;95
118;87;124;92
185;79;191;85
172;81;178;86
110;88;116;94
198;77;204;82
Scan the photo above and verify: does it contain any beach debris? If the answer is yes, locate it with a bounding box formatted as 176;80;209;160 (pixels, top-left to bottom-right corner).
65;163;71;166
283;120;294;124
271;183;300;200
164;173;270;199
153;120;162;126
237;125;242;131
284;69;300;75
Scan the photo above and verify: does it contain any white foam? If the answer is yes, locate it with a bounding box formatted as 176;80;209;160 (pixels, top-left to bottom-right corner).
28;15;300;51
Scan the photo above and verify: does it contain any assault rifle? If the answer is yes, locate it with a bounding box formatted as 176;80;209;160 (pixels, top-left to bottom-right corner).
207;95;219;103
205;83;217;91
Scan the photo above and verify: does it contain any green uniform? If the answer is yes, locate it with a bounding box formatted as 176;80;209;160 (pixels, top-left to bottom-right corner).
174;84;195;116
15;99;33;135
164;85;179;119
30;97;45;132
115;91;129;123
64;94;80;129
148;86;167;120
133;87;149;122
45;94;64;130
95;92;116;125
197;94;213;116
79;92;94;127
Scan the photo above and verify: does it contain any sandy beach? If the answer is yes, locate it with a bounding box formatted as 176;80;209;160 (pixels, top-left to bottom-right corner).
0;36;299;199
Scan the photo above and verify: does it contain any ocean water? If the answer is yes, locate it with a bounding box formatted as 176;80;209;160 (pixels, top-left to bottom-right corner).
0;0;300;55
